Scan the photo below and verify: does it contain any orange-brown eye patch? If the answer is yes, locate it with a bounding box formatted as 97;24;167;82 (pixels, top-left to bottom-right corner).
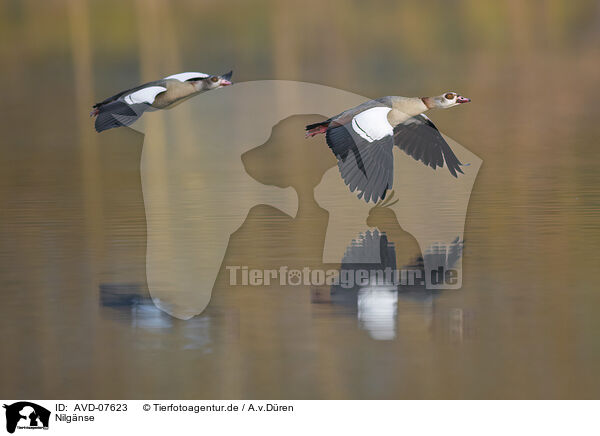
444;92;455;100
211;77;219;83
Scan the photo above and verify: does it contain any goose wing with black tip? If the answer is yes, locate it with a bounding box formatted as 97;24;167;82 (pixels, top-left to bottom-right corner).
326;120;394;203
320;99;394;203
92;81;168;132
393;114;464;177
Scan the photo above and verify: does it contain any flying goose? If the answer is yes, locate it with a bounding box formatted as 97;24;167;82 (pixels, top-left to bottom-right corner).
305;92;470;203
91;70;233;132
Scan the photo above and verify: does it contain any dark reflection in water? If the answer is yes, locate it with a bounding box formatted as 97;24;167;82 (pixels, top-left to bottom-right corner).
323;229;464;340
100;283;214;351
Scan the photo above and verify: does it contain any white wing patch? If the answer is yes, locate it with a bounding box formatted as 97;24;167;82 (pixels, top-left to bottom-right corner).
351;107;393;142
164;72;209;82
124;86;167;105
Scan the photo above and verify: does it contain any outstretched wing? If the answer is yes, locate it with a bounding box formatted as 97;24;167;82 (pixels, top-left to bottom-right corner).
326;106;395;203
94;101;148;132
92;79;168;108
94;86;166;132
393;114;464;177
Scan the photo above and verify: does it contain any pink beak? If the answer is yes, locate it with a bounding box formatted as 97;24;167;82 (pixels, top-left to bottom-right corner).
457;95;471;104
220;79;232;86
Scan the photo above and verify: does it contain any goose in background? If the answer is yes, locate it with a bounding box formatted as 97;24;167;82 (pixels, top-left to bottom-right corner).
91;70;233;132
305;92;471;203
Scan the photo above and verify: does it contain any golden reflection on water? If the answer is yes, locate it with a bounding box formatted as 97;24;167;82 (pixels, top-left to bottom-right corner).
1;0;599;399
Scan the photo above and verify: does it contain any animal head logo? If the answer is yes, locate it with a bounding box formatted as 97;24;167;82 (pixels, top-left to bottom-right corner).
125;80;481;319
3;402;50;434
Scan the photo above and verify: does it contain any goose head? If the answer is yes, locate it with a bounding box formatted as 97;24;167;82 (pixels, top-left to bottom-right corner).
202;70;233;90
423;91;470;109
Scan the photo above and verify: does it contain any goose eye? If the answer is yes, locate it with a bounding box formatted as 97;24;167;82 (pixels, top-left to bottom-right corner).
444;93;455;100
211;77;219;83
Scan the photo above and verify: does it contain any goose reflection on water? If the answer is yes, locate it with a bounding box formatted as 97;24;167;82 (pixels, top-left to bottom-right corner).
99;283;214;351
329;229;464;341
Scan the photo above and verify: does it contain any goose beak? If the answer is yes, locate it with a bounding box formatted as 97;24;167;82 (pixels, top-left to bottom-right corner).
219;70;233;86
457;95;471;104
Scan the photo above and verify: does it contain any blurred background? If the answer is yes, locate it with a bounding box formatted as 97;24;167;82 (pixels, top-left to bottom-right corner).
0;0;599;399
